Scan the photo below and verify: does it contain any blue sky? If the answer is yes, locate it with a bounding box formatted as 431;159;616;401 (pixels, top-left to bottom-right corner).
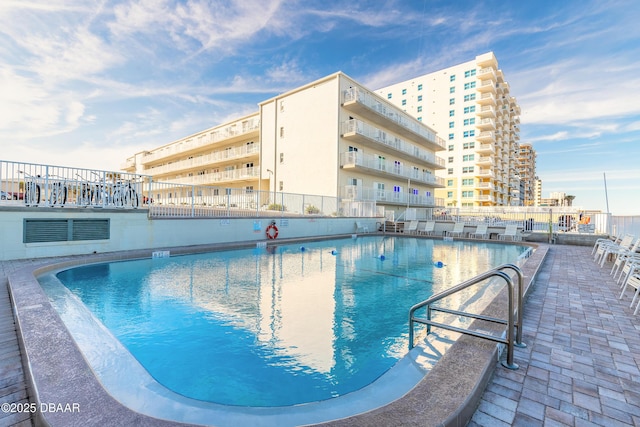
1;0;639;215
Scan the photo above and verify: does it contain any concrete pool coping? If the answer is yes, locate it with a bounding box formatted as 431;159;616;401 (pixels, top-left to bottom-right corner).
7;235;547;427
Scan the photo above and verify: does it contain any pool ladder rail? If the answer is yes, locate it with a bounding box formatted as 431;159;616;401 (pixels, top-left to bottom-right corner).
409;264;525;370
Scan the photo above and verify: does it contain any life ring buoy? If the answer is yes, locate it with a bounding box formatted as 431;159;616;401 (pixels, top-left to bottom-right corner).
266;224;279;239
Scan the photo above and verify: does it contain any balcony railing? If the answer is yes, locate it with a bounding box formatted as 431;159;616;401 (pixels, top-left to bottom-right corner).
340;152;445;187
166;167;260;186
342;87;446;150
341;185;437;207
146;143;260;177
141;116;260;164
341;119;445;168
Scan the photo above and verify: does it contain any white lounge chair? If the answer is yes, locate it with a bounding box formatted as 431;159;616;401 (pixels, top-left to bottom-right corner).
592;234;622;256
601;237;640;268
616;258;640;287
355;221;369;233
404;220;419;234
619;273;640;315
610;240;640;276
469;223;489;239
594;234;633;264
445;222;466;238
498;224;520;241
417;220;436;236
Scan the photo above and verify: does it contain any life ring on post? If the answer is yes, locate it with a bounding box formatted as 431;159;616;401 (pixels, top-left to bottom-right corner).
266;223;279;240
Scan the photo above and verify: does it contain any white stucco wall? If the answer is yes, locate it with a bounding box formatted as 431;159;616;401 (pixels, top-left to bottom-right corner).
0;208;377;261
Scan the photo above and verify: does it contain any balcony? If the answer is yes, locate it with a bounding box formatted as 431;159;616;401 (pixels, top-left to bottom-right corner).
476;131;495;143
477;67;497;81
476;156;494;166
163;166;260;186
341;120;445;169
475;168;494;178
475;194;494;203
475;143;495;154
141;116;260;165
478;92;496;105
478;105;496;118
476;118;496;131
341;185;438;207
340;152;445;188
342;87;446;152
478;80;496;93
146;143;260;177
476;181;494;191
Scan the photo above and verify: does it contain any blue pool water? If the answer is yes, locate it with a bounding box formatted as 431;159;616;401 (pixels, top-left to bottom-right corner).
49;237;528;408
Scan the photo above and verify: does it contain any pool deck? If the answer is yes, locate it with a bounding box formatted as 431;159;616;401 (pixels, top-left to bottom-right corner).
1;243;639;426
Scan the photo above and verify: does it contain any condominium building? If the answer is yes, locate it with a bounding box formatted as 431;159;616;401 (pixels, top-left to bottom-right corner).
122;72;446;216
534;177;542;206
516;143;537;206
376;52;521;208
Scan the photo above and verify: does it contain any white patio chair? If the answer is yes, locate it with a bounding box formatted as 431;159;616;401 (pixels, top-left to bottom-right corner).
445;222;466;238
619;273;640;315
418;220;436;236
498;224;520;241
355;221;369;233
595;234;634;265
469;223;489;239
404;220;419;234
592;234;622;256
610;242;640;277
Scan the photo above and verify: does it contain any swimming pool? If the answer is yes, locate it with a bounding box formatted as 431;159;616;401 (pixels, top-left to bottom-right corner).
40;236;529;424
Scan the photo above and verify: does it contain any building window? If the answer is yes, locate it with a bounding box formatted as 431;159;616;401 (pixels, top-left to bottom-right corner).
417;84;423;90
417;106;422;112
280;127;284;138
449;110;455;117
463;154;475;161
279;181;284;191
462;191;473;198
280;153;284;163
448;144;454;151
463;118;476;126
462;178;473;186
447;191;453;198
462;166;474;173
402;88;407;95
464;82;476;90
417;117;422;121
280;101;285;112
448;121;454;128
448;168;453;175
464;94;476;102
464;69;476;78
448;156;454;163
387;93;392;99
402;99;407;106
463;142;475;149
448;134;454;140
417;95;422;102
449;86;455;93
450;75;456;82
463;106;476;114
447;179;454;186
449;98;455;105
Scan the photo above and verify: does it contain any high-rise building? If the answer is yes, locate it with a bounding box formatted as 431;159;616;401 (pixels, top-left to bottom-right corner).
122;72;446;216
534;177;542;206
516;143;537;206
376;52;521;208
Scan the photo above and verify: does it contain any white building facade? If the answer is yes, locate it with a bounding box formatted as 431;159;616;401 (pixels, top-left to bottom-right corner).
122;72;446;216
376;52;521;208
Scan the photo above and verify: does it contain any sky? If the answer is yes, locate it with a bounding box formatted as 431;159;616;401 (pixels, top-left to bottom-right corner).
1;0;639;215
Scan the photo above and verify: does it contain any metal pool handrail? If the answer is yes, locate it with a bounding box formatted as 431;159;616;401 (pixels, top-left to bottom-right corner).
408;263;525;370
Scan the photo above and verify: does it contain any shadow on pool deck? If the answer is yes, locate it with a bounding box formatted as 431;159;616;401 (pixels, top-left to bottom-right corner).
2;243;639;426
